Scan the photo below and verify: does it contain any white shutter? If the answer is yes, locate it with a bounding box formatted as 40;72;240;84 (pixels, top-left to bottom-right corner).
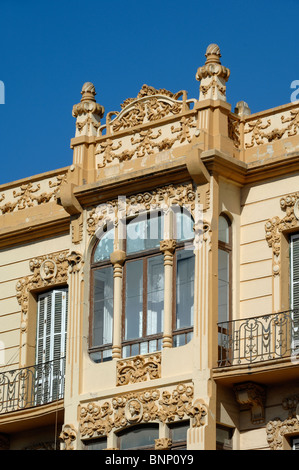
35;288;68;403
291;234;299;310
290;235;299;356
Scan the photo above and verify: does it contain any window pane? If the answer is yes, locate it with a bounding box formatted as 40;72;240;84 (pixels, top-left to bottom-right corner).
147;255;164;335
93;268;113;346
84;438;107;450
125;260;143;340
219;216;229;244
170;421;189;442
126;213;163;254
118;425;159;450
93;227;114;263
218;249;229;323
176;250;194;329
175;210;194;242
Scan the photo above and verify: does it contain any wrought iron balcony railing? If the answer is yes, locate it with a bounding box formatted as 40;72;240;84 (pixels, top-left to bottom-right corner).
0;357;65;415
218;309;299;367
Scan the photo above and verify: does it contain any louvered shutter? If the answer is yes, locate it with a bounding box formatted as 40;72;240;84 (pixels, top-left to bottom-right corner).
290;235;299;351
36;288;68;404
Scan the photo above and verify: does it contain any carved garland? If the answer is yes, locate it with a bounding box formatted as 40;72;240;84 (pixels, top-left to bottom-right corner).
79;384;207;440
16;250;83;332
0;174;67;215
244;109;299;148
265;193;299;275
87;182;197;237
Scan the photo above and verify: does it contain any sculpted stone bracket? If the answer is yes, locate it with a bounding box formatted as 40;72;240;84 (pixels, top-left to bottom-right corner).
116;354;161;386
265;192;299;275
16;250;83;332
59;424;77;450
79;384;208;440
234;382;266;424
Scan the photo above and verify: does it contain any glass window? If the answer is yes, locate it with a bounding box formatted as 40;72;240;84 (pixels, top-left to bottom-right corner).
118;424;159;450
175;250;194;330
90;227;114;363
216;425;233;450
93;226;114;263
84;438;107;450
126;212;164;254
91;207;196;360
169;421;189;449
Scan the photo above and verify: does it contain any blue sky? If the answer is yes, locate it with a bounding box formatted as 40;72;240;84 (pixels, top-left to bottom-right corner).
0;0;298;185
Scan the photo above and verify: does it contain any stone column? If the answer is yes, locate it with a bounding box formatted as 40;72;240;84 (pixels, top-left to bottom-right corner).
160;239;176;349
110;249;126;359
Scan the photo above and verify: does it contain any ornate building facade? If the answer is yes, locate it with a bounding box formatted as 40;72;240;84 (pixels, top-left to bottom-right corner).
1;44;299;450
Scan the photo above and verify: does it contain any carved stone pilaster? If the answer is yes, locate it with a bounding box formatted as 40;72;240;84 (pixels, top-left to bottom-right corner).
234;382;266;424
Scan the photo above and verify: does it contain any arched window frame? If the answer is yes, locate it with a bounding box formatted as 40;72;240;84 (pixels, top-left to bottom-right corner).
89;224;115;363
89;207;195;363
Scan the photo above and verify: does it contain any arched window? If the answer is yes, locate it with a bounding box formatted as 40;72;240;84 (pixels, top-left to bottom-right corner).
122;212;165;357
218;214;232;366
90;225;114;363
218;214;232;324
90;207;195;362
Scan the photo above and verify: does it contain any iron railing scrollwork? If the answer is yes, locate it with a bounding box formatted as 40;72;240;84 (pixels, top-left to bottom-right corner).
0;357;65;414
218;309;299;367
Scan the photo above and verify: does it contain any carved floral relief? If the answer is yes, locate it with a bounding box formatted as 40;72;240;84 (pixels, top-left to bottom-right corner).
116;354;161;386
87;182;197;237
79;384;207;440
16;250;83;332
265;192;299;275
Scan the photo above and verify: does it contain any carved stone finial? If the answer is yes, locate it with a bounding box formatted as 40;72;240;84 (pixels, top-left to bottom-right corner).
72;82;105;137
81;82;96;102
196;43;230;102
205;43;221;63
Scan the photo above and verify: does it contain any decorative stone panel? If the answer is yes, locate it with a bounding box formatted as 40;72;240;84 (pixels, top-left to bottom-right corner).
116;354;161;386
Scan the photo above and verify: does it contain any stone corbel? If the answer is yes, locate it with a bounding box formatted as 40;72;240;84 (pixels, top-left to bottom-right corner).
234;382;266;424
57;182;82;216
186;147;210;186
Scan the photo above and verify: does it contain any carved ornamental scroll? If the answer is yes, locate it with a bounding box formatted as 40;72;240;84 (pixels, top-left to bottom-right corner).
16;250;83;332
265;192;299;275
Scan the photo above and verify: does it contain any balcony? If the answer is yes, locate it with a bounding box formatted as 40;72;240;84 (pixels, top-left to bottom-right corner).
0;358;65;415
217;309;299;368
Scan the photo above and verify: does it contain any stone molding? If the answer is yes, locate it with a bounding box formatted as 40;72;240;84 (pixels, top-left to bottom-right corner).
116;354;161;386
79;384;207;440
